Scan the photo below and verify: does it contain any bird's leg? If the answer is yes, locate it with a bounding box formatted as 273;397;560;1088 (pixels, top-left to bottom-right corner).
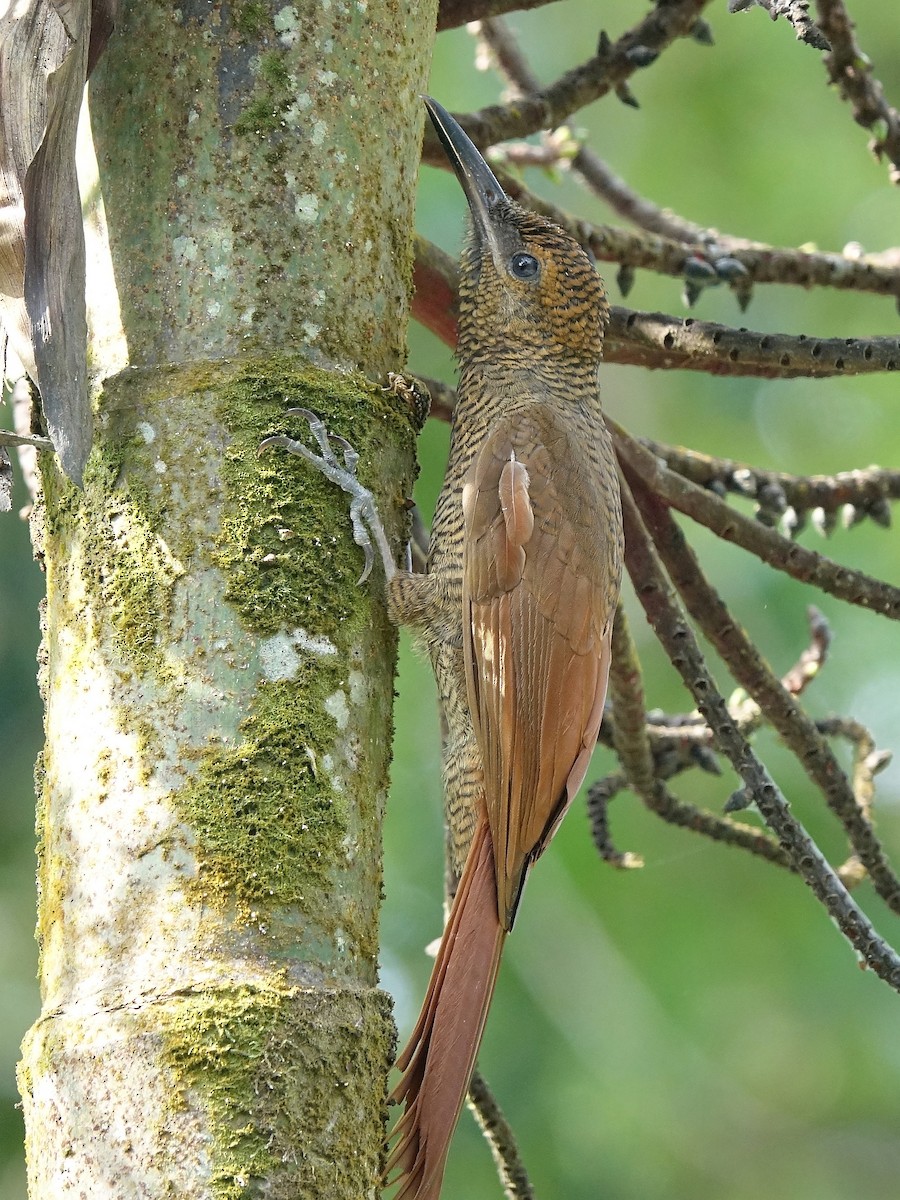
259;406;399;584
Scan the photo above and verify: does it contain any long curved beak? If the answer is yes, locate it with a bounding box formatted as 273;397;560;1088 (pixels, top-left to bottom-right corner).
423;97;507;255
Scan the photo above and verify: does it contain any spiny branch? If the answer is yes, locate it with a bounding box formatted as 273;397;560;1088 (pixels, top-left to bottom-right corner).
424;0;714;156
496;170;900;308
413;237;900;378
625;467;900;915
640;439;899;534
607;311;900;377
599;605;794;869
729;0;830;51
815;0;900;183
611;422;900;619
619;474;900;992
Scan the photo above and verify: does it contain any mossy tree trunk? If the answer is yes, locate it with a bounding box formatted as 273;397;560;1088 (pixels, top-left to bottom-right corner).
18;3;436;1196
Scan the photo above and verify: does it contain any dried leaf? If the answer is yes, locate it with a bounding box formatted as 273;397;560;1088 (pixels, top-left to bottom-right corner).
0;1;115;488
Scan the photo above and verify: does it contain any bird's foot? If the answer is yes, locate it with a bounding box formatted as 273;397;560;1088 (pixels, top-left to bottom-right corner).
259;407;397;584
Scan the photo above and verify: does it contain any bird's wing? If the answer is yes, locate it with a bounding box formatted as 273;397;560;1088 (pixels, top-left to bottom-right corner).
462;408;616;928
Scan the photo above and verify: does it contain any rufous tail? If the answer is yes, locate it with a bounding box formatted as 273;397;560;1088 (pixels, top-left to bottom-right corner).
386;815;506;1200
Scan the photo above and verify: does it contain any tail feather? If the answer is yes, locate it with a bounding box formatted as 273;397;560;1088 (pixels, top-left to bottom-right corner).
386;816;506;1200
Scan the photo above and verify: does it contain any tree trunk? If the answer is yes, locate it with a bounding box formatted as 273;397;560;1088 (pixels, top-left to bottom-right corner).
17;2;436;1196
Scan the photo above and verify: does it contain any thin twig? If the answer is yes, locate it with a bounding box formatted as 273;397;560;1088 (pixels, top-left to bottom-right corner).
475;17;714;246
625;466;900;915
608;605;656;793
586;769;633;865
575;148;711;247
0;429;54;450
724;605;831;745
424;0;714;156
781;606;831;695
438;0;560;32
467;1069;535;1200
619;474;900;993
611;423;900;619
815;0;900;183
730;0;829;51
601;604;792;868
819;716;890;821
817;715;893;886
474;17;541;95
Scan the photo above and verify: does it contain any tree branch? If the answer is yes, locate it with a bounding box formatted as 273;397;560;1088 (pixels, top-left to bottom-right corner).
424;0;714;156
625;466;900;915
729;0;829;51
602;605;793;868
413;237;900;378
639;439;899;533
606;310;900;378
438;0;561;32
611;422;900;618
471;16;900;303
495;171;900;306
467;1070;535;1200
815;0;900;183
619;474;900;993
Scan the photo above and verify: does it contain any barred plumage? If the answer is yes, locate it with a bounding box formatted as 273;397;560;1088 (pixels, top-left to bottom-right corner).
385;97;623;1199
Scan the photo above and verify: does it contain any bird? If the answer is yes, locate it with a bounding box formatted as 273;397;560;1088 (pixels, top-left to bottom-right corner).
261;95;623;1200
383;96;623;1199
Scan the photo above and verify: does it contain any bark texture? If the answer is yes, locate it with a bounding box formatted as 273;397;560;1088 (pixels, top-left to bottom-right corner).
18;2;437;1196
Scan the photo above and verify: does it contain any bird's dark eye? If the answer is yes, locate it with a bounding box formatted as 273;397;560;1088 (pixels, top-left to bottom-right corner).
509;252;540;280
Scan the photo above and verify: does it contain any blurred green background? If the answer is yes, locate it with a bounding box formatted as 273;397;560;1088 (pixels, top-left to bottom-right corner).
3;2;900;1197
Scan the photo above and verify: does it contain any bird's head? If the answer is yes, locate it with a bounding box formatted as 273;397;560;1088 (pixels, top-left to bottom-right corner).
424;97;608;366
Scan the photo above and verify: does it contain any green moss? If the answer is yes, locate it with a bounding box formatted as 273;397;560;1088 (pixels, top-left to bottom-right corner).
164;356;418;964
235;96;282;138
233;0;267;38
163;989;284;1193
234;50;294;139
214;357;417;641
259;50;290;90
41;448;178;678
161;985;394;1199
179;674;347;916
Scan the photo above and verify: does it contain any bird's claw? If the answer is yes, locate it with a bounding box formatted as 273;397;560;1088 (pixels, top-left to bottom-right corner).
260;407;396;585
283;407;360;474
